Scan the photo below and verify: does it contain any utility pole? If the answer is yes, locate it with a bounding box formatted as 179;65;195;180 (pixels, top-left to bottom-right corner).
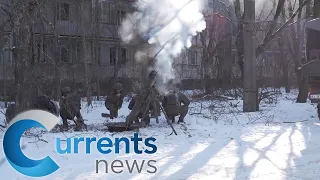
243;0;256;112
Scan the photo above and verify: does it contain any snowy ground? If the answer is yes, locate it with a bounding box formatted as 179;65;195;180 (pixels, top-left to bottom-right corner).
1;90;320;180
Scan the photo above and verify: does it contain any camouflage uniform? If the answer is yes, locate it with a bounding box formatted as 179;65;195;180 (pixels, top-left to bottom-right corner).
105;83;124;119
150;99;161;118
60;86;84;131
128;95;160;124
34;96;59;116
162;91;190;123
5;96;58;125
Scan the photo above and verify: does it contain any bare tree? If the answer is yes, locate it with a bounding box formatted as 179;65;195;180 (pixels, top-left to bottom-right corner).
79;0;92;107
282;0;313;103
230;0;311;111
9;0;41;113
93;0;101;100
199;8;231;94
277;8;290;93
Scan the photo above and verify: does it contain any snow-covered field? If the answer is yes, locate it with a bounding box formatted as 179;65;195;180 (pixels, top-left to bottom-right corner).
1;90;320;180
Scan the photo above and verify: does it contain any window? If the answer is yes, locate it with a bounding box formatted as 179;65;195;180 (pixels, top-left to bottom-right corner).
188;50;197;65
120;48;127;63
2;50;11;64
0;51;3;64
101;2;110;23
110;47;117;65
232;53;237;65
0;51;4;65
60;46;70;63
116;10;126;25
100;44;108;65
92;43;100;63
74;41;82;63
56;2;70;21
266;53;273;63
37;43;47;63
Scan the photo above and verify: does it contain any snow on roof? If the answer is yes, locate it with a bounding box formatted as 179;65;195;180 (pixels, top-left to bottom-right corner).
306;18;320;31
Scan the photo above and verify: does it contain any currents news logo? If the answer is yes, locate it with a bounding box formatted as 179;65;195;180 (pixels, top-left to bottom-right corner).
2;110;158;177
3;110;60;177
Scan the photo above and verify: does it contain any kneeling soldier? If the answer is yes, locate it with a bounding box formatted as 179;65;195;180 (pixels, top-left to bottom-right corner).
162;87;190;123
60;86;84;131
105;83;124;119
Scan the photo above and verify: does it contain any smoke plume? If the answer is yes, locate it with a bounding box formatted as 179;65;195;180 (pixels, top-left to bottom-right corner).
119;0;206;91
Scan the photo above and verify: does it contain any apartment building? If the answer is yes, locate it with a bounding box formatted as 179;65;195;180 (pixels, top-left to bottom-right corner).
0;0;207;97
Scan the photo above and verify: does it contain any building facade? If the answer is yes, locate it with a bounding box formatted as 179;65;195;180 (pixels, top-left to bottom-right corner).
0;0;203;97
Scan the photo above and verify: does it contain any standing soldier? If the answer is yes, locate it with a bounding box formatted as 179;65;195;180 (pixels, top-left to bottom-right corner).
60;86;84;131
162;86;190;123
128;94;148;124
150;84;161;123
105;83;124;119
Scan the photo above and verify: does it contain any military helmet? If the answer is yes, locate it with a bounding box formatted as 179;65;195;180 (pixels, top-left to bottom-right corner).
148;70;157;80
61;86;71;94
112;83;123;90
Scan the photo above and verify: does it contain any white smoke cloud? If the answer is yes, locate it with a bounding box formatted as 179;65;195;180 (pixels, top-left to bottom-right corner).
119;0;206;90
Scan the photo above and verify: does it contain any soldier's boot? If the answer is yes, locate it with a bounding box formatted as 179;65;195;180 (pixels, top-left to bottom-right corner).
143;116;150;126
62;118;68;131
109;110;114;119
110;108;117;119
178;106;189;123
74;112;86;131
74;118;85;131
114;110;119;118
170;116;175;123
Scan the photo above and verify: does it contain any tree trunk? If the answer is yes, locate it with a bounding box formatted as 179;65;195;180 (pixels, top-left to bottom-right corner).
51;0;61;101
296;68;309;103
283;64;290;93
314;0;320;18
234;0;245;80
80;2;92;107
243;0;257;112
293;0;320;103
12;1;35;113
53;33;61;101
204;75;213;94
278;11;290;93
294;0;312;102
95;0;101;100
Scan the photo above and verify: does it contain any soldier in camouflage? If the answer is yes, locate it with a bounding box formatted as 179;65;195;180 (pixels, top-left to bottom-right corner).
128;92;160;125
59;86;84;131
128;94;148;124
162;86;190;123
5;95;58;125
105;83;124;119
34;95;59;116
